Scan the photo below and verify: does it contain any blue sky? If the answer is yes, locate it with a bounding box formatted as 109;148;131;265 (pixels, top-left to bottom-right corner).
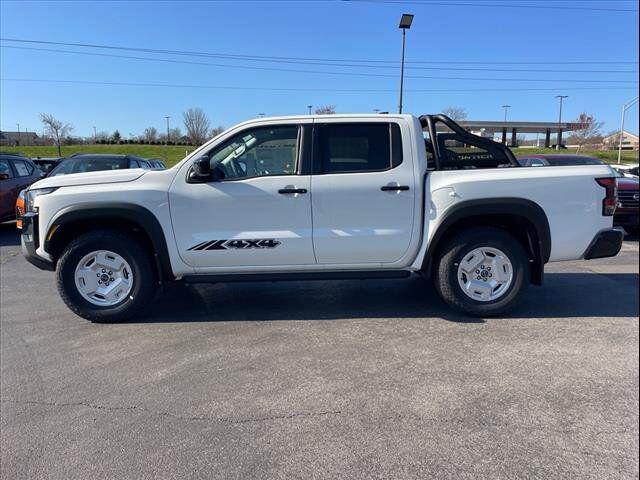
1;0;638;138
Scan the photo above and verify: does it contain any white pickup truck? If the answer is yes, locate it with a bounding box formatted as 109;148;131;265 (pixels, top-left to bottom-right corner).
19;114;623;322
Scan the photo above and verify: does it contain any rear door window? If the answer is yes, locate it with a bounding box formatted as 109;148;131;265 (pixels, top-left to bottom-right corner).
316;123;402;174
13;159;33;176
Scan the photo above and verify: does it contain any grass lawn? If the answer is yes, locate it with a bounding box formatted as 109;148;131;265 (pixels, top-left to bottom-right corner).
1;144;638;168
1;144;197;167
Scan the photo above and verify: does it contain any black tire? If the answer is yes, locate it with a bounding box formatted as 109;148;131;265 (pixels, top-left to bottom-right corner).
434;227;529;317
56;230;156;322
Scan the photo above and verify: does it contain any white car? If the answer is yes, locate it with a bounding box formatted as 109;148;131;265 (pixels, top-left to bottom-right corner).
612;163;639;178
19;114;623;321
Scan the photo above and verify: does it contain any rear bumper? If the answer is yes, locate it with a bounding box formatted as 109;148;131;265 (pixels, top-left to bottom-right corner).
583;228;624;260
20;212;55;271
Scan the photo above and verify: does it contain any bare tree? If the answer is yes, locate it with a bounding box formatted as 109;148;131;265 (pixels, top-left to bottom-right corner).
169;127;182;143
210;126;225;138
144;126;158;143
183;107;210;145
571;112;604;151
442;106;467;121
314;105;336;115
39;113;73;156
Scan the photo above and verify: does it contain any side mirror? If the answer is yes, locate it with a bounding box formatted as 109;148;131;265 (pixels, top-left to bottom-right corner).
189;156;212;182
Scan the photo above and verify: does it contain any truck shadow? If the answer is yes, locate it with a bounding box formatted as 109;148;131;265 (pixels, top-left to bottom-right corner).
138;272;639;324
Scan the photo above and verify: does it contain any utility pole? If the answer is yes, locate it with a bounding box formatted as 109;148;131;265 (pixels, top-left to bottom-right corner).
617;96;639;164
555;95;568;150
164;116;170;161
16;123;20;146
398;14;414;114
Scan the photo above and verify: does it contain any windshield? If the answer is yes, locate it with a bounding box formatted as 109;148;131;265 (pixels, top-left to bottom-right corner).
50;156;130;176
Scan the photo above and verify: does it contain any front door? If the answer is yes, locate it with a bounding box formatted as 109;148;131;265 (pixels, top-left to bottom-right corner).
169;123;315;269
311;121;416;265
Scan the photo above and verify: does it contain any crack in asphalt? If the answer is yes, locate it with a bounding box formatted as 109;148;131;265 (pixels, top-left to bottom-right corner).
0;398;343;425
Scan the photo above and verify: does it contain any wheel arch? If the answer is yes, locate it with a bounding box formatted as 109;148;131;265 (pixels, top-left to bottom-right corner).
45;202;174;281
422;198;551;285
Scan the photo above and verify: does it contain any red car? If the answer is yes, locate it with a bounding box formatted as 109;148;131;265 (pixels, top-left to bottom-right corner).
0;153;44;223
614;175;639;236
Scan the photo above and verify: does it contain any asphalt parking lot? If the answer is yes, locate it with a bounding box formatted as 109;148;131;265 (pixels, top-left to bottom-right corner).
1;222;638;480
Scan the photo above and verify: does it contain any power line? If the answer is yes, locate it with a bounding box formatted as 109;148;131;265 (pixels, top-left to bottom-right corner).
2;44;635;74
2;45;636;84
2;77;637;93
1;37;636;66
348;0;638;12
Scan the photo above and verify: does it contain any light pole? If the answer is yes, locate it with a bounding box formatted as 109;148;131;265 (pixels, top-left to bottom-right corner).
16;123;20;146
398;13;414;114
307;105;313;115
501;104;511;122
617;96;639;164
555;95;568;150
164;116;170;161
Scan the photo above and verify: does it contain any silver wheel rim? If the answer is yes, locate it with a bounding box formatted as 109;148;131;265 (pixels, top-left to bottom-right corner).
456;246;514;302
74;250;134;307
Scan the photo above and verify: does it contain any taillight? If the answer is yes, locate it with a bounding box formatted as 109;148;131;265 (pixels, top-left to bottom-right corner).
595;177;617;216
15;191;25;229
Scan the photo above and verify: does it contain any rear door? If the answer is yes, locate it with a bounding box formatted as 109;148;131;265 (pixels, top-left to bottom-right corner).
310;120;416;265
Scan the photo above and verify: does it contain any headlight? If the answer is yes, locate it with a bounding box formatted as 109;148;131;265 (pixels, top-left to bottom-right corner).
25;187;57;212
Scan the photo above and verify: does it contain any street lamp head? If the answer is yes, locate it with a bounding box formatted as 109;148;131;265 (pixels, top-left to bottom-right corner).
399;13;414;29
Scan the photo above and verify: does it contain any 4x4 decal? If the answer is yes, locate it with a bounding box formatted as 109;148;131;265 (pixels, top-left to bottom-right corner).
188;239;281;251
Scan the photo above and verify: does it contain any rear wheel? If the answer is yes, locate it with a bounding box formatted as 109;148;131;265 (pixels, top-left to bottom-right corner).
434;227;529;317
56;230;156;322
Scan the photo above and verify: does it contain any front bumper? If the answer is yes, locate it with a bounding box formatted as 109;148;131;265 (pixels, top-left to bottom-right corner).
613;212;639;228
20;212;55;271
583;228;624;260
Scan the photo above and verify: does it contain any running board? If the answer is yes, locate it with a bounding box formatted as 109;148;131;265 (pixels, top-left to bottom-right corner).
183;270;411;284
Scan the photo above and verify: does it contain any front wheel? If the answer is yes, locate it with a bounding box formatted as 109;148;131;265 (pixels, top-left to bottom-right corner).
434;227;530;317
56;230;156;322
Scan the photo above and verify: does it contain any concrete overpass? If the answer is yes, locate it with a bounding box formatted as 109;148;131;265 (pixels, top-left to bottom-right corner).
455;120;589;147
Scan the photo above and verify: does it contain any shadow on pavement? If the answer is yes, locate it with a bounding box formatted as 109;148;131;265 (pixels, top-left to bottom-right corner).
135;271;639;324
0;221;20;247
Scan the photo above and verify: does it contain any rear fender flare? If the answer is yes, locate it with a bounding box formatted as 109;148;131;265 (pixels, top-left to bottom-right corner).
422;197;551;284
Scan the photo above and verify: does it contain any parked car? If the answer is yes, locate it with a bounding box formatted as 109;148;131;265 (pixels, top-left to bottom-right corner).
517;154;605;167
0;153;43;222
612;170;639;235
612;163;639;178
48;154;153;176
18;114;622;322
32;157;63;176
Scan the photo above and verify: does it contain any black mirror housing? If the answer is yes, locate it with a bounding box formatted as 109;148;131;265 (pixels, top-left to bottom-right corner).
188;156;212;183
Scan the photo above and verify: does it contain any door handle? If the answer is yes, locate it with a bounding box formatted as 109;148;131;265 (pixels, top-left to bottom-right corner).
278;188;308;194
380;185;410;191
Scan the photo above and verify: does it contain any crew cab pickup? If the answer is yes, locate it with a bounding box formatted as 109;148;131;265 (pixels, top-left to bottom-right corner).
18;114;623;322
